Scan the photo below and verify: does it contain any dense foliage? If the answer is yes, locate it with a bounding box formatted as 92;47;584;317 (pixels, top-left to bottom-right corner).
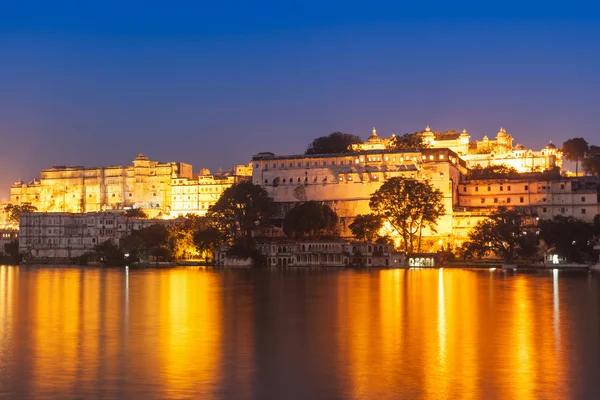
124;208;148;218
390;132;427;150
4;203;37;223
283;202;338;238
538;216;597;263
369;177;445;254
562;137;589;176
305;132;363;155
349;214;384;242
582;145;600;176
468;164;519;179
460;208;538;263
207;181;273;249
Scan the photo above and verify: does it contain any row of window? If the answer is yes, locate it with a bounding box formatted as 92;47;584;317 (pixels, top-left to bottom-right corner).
257;155;420;170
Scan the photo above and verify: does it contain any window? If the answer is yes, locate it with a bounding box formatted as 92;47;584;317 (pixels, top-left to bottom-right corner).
520;196;524;203
463;186;467;192
524;185;528;190
507;185;511;191
255;164;259;168
264;179;268;184
272;163;276;168
582;208;587;214
488;186;491;192
561;207;566;213
560;184;565;190
494;198;498;204
500;186;503;191
581;196;586;202
507;197;511;203
480;198;485;204
475;186;479;192
543;207;547;213
543;198;547;202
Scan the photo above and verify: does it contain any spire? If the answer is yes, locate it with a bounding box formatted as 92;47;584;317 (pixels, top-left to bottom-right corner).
425;125;431;132
372;127;377;137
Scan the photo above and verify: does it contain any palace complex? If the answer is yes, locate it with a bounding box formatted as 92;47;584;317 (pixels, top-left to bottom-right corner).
6;126;600;256
9;154;251;217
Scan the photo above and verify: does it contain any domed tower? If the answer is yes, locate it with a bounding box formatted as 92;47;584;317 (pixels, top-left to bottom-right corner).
421;125;435;146
364;127;385;150
495;127;513;154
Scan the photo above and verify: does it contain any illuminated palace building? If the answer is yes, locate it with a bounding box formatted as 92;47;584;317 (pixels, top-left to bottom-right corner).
253;128;468;239
420;126;562;173
254;127;596;248
10;154;252;217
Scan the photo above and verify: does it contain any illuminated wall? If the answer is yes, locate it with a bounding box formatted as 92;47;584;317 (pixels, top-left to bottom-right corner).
10;154;192;213
252;148;465;239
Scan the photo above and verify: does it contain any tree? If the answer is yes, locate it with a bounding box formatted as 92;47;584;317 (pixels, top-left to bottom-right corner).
3;239;20;261
562;137;589;176
92;240;125;266
305;132;363;155
461;208;537;263
539;216;596;263
120;224;171;263
4;203;37;223
193;226;226;261
283;202;338;238
125;208;148;218
391;132;427;150
369;177;445;254
207;181;273;245
582;145;600;176
468;164;519;179
167;214;208;260
349;214;383;242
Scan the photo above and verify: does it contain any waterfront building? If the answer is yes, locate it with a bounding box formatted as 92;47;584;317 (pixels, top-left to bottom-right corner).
457;176;599;223
170;164;252;217
252;131;466;239
9;155;252;217
10;154;193;214
215;240;404;267
18;211;170;260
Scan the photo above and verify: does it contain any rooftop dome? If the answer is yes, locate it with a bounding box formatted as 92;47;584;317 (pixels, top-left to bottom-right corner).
546;140;557;149
367;127;382;143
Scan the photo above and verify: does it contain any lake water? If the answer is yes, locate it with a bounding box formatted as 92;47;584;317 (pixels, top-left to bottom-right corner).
0;265;599;399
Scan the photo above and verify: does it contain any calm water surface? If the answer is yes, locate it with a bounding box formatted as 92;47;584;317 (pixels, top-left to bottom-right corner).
0;265;599;399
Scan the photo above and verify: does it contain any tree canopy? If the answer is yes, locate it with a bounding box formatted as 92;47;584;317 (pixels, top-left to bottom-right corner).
305;132;363;155
562;137;589;176
207;181;273;245
4;203;37;223
283;201;338;238
369;177;445;253
349;214;384;242
390;132;427;150
582;145;600;176
460;208;538;263
468;164;519;179
125;208;148;218
539;216;596;263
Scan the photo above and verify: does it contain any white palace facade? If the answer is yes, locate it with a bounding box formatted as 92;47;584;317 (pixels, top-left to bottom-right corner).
252;129;467;240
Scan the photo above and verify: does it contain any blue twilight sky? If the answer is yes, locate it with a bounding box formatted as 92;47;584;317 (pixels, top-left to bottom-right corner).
1;1;600;199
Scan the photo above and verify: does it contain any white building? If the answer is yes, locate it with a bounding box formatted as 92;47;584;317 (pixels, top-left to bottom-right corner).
18;211;170;260
216;240;405;268
252;132;466;239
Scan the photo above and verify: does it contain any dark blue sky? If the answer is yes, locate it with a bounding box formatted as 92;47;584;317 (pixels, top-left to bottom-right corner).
1;1;599;199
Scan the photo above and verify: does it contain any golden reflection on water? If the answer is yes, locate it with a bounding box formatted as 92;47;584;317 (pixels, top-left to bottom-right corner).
336;269;573;400
0;266;594;399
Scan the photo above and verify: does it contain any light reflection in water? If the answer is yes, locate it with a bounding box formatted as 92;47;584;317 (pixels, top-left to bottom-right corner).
0;266;597;399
